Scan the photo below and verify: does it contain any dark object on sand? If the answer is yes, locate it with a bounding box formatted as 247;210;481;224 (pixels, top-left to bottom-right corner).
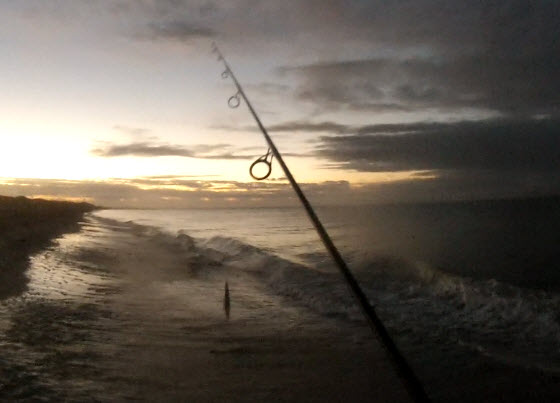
224;281;230;320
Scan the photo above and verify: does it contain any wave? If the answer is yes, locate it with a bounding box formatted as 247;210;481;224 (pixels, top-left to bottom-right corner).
94;215;560;373
199;231;560;373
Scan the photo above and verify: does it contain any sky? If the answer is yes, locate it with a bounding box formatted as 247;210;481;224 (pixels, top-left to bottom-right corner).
0;0;559;208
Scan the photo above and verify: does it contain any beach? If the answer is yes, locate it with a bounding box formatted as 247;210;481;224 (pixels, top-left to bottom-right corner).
0;196;94;299
0;213;410;402
2;1;559;401
1;201;560;401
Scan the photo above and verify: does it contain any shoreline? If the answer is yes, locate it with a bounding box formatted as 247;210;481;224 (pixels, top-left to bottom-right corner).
0;214;411;402
0;195;95;299
1;213;559;401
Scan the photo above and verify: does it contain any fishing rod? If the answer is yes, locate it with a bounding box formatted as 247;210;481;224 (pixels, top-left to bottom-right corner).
212;43;431;403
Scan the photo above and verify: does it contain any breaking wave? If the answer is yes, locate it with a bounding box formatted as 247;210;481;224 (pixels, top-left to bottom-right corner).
100;217;560;374
203;233;560;374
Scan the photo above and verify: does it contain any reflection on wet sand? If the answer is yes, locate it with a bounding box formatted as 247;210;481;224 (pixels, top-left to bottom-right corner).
0;216;404;402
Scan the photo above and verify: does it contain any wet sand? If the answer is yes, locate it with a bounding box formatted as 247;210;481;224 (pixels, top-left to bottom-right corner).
0;215;411;402
0;196;94;299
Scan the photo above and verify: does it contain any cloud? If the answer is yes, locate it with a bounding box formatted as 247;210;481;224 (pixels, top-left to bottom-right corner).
282;53;560;116
130;174;220;180
245;82;291;95
143;20;216;42
113;125;153;137
91;141;267;160
314;118;560;173
2;172;557;210
92;142;196;158
19;1;557;118
134;1;558;117
265;1;560;117
267;121;352;135
306;117;560;199
0;177;306;208
211;120;353;136
190;143;232;153
209;115;560;201
0;176;401;209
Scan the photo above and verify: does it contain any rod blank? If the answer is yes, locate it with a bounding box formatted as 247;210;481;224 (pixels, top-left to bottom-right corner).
212;43;431;403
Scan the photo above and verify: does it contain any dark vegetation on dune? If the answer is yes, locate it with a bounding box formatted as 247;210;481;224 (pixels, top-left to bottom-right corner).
0;196;95;299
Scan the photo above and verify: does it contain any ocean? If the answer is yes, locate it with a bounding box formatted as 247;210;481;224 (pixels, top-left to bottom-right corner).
1;197;559;401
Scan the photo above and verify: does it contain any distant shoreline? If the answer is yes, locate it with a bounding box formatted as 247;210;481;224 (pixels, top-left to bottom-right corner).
0;195;95;299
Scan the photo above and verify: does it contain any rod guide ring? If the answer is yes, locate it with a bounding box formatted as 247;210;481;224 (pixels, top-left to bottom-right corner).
249;157;272;180
228;94;240;108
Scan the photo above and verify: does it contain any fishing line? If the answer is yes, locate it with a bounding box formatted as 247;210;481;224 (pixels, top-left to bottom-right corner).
212;43;431;403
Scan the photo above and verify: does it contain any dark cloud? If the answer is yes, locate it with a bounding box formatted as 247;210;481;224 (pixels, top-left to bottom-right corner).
265;1;560;117
91;141;252;159
209;116;560;200
245;82;290;95
267;121;351;135
211;121;352;135
90;141;303;160
120;1;559;117
282;53;560;116
307;117;560;201
92;142;196;158
52;1;556;117
144;20;216;41
314;118;560;173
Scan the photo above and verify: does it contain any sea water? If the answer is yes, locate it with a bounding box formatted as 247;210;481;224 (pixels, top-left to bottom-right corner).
95;198;560;374
1;197;559;401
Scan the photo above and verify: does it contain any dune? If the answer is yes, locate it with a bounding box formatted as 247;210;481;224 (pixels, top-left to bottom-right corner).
0;195;95;299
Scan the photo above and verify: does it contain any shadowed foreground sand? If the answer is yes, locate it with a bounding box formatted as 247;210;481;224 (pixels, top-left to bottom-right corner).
0;195;95;299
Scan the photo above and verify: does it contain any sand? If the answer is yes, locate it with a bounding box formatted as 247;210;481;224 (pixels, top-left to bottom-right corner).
0;214;412;402
2;205;558;402
0;195;94;299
